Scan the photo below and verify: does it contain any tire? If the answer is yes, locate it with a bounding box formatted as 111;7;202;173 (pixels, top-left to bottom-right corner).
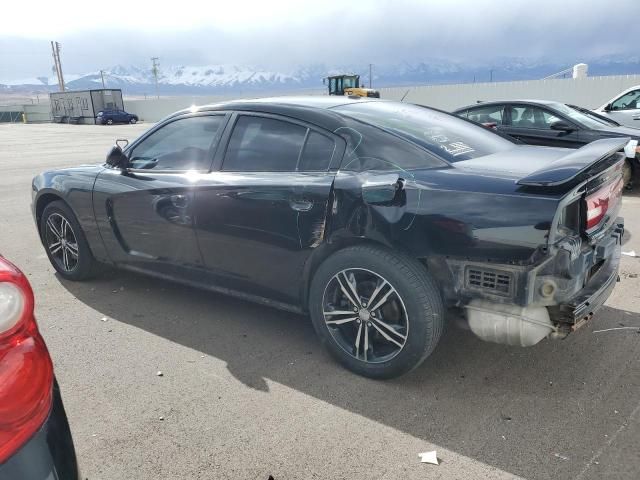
40;201;97;281
129;117;137;124
106;119;113;125
309;245;444;379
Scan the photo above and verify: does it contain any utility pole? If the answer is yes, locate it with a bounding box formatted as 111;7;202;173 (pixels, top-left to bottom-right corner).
51;41;65;91
369;63;373;88
99;70;106;89
489;68;494;83
151;57;160;99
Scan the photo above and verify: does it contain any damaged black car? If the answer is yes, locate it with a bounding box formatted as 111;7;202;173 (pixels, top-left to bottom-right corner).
32;97;626;378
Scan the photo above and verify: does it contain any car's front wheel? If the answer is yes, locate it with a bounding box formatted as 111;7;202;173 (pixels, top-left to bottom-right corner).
40;201;98;280
129;117;137;124
309;245;444;379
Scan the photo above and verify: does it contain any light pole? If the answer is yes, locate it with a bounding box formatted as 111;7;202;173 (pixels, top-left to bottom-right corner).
99;70;106;89
151;57;160;99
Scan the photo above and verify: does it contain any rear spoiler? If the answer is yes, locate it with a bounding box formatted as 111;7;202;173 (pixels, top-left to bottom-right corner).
517;137;630;187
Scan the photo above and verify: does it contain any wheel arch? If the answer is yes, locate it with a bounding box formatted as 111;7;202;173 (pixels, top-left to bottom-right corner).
35;192;67;240
300;236;426;312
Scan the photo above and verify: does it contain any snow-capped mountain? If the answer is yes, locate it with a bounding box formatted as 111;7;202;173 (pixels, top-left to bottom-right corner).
2;57;639;95
1;64;316;94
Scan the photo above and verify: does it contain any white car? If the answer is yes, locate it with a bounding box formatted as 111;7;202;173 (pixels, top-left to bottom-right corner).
594;85;640;128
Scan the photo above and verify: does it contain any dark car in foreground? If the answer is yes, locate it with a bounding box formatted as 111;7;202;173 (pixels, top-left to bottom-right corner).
454;99;640;186
96;109;138;125
0;256;79;479
32;97;625;378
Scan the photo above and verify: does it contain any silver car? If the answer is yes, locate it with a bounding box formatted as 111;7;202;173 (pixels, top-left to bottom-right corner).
594;85;640;127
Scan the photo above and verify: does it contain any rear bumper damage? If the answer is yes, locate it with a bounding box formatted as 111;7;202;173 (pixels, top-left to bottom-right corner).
450;218;624;346
548;237;621;331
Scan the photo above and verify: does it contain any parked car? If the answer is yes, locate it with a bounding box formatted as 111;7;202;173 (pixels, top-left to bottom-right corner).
453;99;640;186
96;109;138;125
594;85;640;127
32;97;625;378
0;256;79;478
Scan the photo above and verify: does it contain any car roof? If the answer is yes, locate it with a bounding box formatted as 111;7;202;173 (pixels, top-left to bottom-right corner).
180;95;378;112
166;96;383;130
454;99;563;112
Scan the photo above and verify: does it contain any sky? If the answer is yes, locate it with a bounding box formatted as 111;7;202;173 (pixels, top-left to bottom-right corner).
1;0;638;81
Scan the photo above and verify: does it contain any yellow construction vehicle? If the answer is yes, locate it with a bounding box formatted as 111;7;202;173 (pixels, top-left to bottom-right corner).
324;74;380;98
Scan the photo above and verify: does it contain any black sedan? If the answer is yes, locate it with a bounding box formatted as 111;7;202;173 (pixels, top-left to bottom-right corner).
0;256;79;479
453;99;640;186
32;97;625;378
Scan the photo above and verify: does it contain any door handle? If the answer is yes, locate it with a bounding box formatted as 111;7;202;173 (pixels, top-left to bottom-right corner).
289;199;313;212
170;194;188;208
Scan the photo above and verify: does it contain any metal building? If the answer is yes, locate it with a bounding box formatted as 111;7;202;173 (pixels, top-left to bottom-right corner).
50;89;124;124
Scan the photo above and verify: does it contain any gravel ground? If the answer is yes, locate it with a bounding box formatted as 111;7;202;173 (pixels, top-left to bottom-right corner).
1;123;639;480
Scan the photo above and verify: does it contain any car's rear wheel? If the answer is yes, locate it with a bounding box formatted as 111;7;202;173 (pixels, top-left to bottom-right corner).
106;119;113;125
129;117;137;124
40;201;97;280
309;245;444;379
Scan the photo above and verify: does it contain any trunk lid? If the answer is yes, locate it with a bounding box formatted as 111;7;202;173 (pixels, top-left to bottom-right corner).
452;138;629;188
516;137;630;187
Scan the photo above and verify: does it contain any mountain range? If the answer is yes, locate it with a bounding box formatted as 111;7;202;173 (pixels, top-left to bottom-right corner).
2;56;639;95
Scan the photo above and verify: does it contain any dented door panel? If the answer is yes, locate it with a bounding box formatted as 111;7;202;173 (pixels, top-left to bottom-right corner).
192;171;335;303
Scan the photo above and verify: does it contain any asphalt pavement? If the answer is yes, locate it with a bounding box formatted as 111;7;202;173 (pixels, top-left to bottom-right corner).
0;123;638;480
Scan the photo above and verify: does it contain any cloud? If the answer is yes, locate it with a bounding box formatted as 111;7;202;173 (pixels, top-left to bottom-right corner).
1;0;637;79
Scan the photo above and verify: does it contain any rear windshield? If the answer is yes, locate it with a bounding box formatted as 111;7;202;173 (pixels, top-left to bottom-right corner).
333;101;514;162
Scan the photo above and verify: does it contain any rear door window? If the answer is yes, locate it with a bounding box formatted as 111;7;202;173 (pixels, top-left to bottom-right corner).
222;116;307;172
298;131;336;171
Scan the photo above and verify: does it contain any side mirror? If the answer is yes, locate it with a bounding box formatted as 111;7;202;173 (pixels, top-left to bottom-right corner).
604;103;612;112
106;145;129;169
550;121;574;132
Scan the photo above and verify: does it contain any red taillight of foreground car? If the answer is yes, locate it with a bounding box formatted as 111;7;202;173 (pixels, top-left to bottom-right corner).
584;176;624;231
0;256;53;464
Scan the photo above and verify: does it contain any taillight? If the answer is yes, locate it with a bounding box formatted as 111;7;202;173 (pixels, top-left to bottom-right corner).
584;177;623;231
0;257;53;464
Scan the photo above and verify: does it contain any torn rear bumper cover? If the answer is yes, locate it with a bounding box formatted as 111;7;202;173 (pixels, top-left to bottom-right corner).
549;223;623;326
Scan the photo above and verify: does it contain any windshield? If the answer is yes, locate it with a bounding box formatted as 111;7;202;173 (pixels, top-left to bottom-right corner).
333;101;514;162
566;104;620;126
552;103;612;129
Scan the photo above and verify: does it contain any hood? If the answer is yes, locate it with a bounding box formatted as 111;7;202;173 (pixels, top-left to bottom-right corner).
593;124;640;138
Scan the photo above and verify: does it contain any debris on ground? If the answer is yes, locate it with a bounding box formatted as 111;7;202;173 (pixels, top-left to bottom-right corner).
622;250;638;257
593;327;640;334
553;453;568;461
101;316;108;322
156;371;163;377
159;416;164;421
419;451;439;465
